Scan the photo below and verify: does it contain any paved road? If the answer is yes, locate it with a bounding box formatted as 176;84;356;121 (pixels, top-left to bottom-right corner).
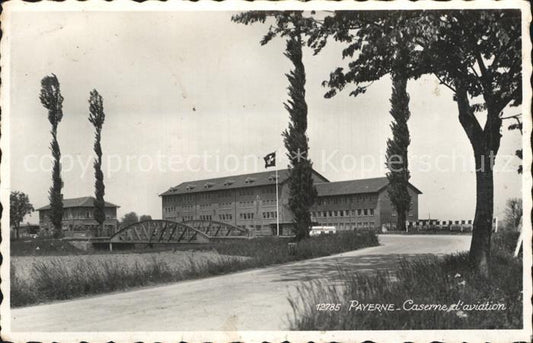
11;234;470;331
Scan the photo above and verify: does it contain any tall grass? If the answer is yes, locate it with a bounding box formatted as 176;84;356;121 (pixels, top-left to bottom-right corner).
11;254;249;307
288;231;523;330
12;231;378;307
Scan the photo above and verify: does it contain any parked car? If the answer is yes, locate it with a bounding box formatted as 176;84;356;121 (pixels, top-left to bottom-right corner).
310;226;336;236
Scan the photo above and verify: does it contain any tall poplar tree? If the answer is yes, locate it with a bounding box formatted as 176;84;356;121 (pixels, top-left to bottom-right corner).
88;90;106;235
308;12;417;233
282;33;318;241
385;45;412;231
385;72;411;231
39;74;64;237
232;11;317;240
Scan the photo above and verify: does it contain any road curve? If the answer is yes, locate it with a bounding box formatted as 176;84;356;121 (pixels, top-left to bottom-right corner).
11;234;470;331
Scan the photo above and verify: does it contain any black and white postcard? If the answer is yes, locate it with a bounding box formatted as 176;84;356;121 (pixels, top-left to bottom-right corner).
1;1;531;342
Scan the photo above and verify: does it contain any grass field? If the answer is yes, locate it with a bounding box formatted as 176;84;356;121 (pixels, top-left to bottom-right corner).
11;230;379;307
12;250;242;284
288;231;522;330
11;250;247;307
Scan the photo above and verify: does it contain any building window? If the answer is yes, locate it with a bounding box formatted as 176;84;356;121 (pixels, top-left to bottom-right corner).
369;209;374;216
357;209;362;216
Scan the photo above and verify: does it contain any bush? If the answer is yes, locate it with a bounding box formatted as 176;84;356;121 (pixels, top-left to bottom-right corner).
492;230;521;256
288;232;523;330
214;230;379;266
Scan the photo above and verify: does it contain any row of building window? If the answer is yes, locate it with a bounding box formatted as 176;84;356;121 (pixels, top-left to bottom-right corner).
219;214;233;221
262;211;278;219
52;212;114;220
311;209;375;218
173;212;275;222
238;187;276;196
316;195;374;206
238;199;276;207
165;187;278;205
239;212;277;220
240;212;255;220
165;205;194;211
164;198;278;213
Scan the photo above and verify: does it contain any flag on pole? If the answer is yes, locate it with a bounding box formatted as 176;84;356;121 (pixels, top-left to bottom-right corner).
264;152;276;168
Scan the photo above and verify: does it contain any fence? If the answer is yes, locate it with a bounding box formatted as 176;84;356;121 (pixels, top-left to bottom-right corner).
383;218;498;233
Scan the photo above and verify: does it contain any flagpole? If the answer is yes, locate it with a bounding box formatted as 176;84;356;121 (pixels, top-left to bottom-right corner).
264;150;280;237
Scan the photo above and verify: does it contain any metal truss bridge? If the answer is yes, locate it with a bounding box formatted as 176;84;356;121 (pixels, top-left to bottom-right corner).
108;219;249;245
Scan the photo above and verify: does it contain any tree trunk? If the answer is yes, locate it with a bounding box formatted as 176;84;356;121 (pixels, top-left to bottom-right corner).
455;81;501;278
469;149;494;278
16;225;20;240
397;211;407;232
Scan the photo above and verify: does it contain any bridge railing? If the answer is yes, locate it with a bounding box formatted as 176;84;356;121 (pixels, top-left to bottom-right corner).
109;220;210;244
182;220;249;237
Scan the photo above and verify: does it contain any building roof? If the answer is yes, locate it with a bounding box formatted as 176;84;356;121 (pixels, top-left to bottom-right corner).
315;177;422;197
37;196;119;211
160;169;329;196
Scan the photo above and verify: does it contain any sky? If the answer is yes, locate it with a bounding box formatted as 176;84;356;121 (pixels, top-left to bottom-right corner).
6;10;523;224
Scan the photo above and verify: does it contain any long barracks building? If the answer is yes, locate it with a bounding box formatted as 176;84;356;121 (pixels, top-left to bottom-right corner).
160;169;421;235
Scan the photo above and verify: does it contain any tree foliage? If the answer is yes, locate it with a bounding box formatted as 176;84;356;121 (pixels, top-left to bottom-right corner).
140;215;153;222
386;72;411;231
503;198;522;231
120;212;139;227
39;74;64;237
282;35;318;241
232;11;317;240
504;113;523;174
89;90;106;233
10;191;34;240
231;11;316;46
